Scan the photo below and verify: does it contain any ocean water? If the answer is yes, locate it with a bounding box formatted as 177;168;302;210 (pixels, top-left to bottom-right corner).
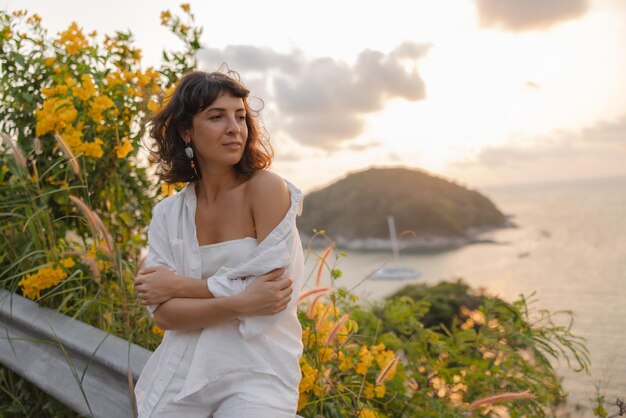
302;175;626;414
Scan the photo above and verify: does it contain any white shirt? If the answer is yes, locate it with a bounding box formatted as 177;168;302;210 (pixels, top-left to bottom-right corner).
134;178;304;417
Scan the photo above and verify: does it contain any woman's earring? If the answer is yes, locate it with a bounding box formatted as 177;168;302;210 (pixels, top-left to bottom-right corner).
184;143;194;159
185;142;199;180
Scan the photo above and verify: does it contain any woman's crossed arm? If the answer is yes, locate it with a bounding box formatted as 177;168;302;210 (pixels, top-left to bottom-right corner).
134;171;293;331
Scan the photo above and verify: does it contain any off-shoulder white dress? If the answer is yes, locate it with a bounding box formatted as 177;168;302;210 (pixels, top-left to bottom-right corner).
134;179;304;418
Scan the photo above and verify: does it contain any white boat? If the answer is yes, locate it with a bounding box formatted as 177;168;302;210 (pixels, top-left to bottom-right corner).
372;216;421;280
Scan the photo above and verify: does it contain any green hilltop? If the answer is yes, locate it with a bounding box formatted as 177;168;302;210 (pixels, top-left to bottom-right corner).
298;167;507;241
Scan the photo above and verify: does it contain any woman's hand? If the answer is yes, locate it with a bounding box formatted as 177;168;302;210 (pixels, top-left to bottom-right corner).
134;266;180;306
236;267;293;316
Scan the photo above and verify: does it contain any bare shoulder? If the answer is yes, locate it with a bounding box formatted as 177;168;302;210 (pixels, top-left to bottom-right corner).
245;170;290;242
246;170;289;199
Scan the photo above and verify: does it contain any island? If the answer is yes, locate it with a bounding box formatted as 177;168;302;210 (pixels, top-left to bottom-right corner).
297;167;513;253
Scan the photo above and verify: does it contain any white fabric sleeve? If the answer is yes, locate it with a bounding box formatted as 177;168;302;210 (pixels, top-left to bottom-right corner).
143;204;177;316
206;229;304;339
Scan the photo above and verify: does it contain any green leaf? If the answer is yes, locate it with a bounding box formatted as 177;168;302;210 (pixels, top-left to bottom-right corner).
593;405;607;417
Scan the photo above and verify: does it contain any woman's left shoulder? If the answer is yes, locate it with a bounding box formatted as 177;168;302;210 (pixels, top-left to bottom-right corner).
245;171;293;239
246;170;290;199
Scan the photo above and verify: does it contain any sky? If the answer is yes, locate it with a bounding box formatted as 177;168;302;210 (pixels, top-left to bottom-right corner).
3;0;626;193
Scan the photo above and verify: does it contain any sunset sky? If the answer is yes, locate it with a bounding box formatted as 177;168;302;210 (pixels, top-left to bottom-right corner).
4;0;626;193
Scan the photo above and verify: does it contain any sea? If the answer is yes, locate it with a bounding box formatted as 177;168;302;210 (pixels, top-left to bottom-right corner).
302;175;626;415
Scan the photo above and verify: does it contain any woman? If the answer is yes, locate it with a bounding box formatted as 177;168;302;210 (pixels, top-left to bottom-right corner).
133;71;305;417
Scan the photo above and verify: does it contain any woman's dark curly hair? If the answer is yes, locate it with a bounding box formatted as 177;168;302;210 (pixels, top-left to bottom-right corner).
148;70;273;183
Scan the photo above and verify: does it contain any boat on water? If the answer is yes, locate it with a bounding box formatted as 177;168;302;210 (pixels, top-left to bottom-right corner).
372;216;421;281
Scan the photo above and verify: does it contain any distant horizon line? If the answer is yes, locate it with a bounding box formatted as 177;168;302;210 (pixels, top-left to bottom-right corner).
478;173;626;191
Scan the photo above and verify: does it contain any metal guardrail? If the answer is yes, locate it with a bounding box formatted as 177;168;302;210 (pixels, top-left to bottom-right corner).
0;289;152;418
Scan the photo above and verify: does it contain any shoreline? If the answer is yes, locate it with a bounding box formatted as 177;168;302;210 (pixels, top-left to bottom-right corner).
301;217;517;254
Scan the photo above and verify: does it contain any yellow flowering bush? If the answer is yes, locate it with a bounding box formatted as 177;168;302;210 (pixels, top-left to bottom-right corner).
296;288;406;417
0;5;200;345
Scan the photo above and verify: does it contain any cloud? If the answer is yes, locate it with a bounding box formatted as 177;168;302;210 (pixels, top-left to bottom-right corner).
447;116;626;186
197;42;430;151
453;115;626;169
524;81;542;90
345;140;384;152
474;0;590;32
200;45;304;73
579;116;626;146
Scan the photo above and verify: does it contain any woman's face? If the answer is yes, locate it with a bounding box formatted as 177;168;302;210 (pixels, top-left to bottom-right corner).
186;92;248;169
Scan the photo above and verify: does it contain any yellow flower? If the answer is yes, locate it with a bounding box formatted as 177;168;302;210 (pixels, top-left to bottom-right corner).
18;266;68;300
449;391;464;405
163;85;176;106
297;392;309;412
55;100;78;125
375;348;395;368
35;98;77;136
317;347;333;363
298;360;316;394
374;384;386;398
363;382;374;399
43;57;56;67
160;182;185;196
57;22;88;55
60;122;84;148
104;71;124;89
73;75;96;101
356;346;373;375
160;183;176;196
468;309;486;325
372;343;385;355
337;351;351;372
137;71;151;88
181;3;190;12
41;87;56;97
1;26;12;40
35;112;55;137
160;10;172;25
460;318;475;330
358;407;378;418
59;257;75;269
114;138;133;159
26;14;42;25
76;137;104;158
64;77;77;88
88;95;115;122
151;325;164;337
147;99;161;113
